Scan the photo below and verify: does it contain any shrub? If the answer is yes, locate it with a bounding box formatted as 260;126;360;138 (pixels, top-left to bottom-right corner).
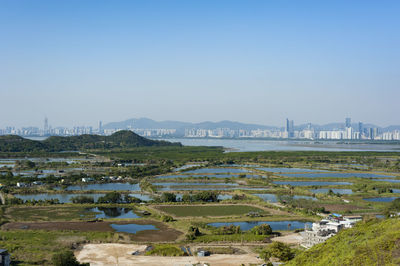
145;244;185;256
71;195;94;204
160;192;176;202
259;242;295;262
161;215;174;222
214;225;241;235
250;224;272;235
52;250;89;266
97;191;123;203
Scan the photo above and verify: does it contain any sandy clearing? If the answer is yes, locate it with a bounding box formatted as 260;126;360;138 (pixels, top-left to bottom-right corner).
76;243;264;266
271;233;303;245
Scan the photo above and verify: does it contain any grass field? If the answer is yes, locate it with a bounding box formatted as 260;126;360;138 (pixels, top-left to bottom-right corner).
155;204;267;217
5;206;95;221
0;230;114;265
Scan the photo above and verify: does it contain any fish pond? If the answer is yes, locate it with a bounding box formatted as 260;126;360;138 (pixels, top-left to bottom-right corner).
257;167;329;173
110;223;158;234
363;197;399;202
14;193;153;203
88;207;141;219
280;173;394;179
273;181;352;187
184;168;251;174
310;188;353;194
254;193;317;203
64;183;141;191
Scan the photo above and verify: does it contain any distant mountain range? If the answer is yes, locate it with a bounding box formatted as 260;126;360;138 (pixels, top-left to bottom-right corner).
103;117;400;133
0;130;180;152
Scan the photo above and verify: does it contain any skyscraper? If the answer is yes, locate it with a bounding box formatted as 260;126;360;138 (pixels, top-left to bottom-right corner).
358;122;363;133
286;118;290;132
345;117;351;128
286;118;294;138
98;121;103;134
44;117;48;134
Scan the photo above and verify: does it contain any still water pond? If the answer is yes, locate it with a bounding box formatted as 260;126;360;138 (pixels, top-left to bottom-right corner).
254;194;317;203
89;207;141;219
310;188;353;194
372;179;400;183
363;197;399;202
184;168;251;174
65;183;141;191
257;167;328;173
281;173;394;178
14;193;153;203
273;181;352;187
110;223;158;234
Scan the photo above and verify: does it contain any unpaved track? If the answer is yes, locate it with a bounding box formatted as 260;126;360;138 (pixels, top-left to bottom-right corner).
76;243;264;266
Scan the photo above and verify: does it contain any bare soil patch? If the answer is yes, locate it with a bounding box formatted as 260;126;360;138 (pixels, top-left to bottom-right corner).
76;243;264;266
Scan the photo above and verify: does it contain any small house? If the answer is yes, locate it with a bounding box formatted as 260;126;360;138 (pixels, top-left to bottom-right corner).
197;250;210;257
0;249;10;266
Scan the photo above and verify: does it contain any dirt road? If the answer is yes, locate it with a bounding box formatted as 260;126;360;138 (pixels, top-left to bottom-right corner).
76;243;264;266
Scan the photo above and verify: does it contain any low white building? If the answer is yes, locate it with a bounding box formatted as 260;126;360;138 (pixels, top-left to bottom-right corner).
302;214;362;248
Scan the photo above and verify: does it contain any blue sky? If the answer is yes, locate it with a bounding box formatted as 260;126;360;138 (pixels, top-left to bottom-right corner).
1;0;399;127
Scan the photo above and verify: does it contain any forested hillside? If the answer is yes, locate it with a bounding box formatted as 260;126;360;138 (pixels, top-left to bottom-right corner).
0;130;180;152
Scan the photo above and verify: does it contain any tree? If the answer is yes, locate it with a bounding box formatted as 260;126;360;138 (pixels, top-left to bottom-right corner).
162;215;174;222
71;195;94;204
52;250;89;266
160;192;176;202
97;191;123;204
259;242;295;262
124;194;141;203
193;191;218;202
181;193;193;202
250;224;272;235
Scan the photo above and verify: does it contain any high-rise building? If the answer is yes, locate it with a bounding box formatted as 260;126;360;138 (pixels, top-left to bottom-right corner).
44;117;48;134
358;122;363;136
345;117;351;128
98;121;103;134
285;118;294;138
369;128;374;140
286;118;290;132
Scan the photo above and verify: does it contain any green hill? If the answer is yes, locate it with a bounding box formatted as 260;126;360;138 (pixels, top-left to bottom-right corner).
287;218;400;266
0;130;181;152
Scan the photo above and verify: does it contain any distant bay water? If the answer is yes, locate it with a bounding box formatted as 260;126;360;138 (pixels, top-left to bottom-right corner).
24;136;400;152
156;138;400;152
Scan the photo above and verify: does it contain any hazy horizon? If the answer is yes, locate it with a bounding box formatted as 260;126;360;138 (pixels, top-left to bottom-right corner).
1;1;399;128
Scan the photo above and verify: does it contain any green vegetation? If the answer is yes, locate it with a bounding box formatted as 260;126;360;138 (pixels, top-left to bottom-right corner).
0;130;179;152
213;224;241;235
71;195;94;204
197;246;236;254
5;206;95;221
259;242;296;263
194;233;266;243
145;244;185;256
250;224;272;235
385;198;400;217
0;230;113;265
52;250;89;266
156;205;267;217
288;218;400;265
161;215;174;222
97;191;124;204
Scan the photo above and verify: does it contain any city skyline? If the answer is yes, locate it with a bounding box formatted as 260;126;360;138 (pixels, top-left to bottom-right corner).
2;116;399;141
1;1;400;127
